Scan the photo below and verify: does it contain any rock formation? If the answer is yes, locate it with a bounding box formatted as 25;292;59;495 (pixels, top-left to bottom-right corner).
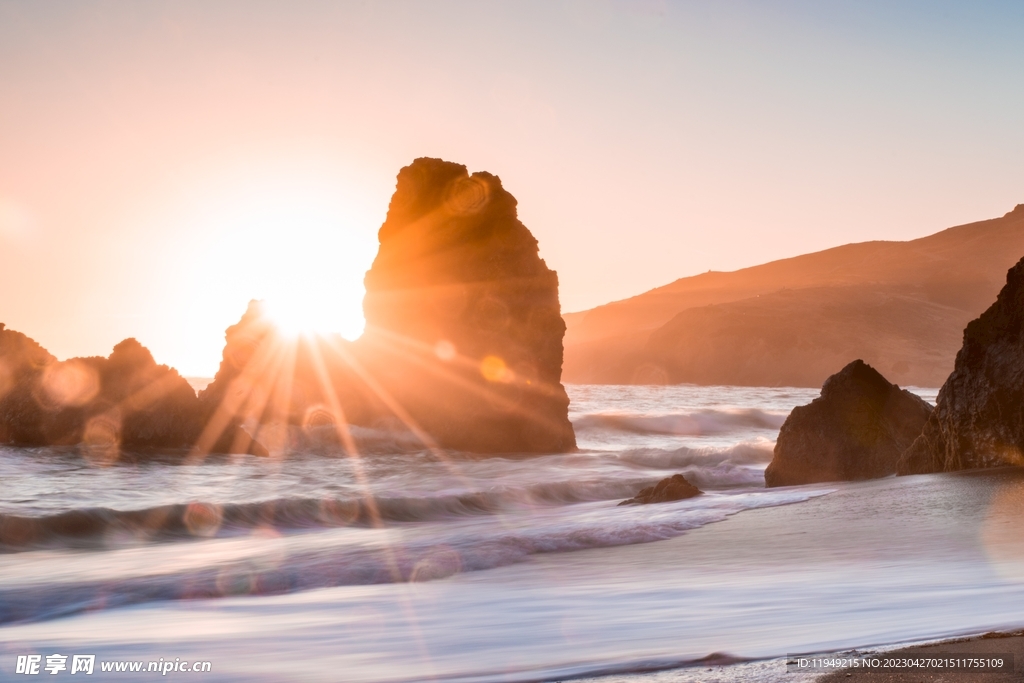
0;325;203;454
194;301;277;455
0;323;57;445
618;474;702;505
194;301;367;456
765;360;932;487
97;339;203;451
4;158;576;458
358;157;576;453
899;256;1024;474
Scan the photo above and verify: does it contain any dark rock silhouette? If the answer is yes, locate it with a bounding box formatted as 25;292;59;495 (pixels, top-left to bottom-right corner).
98;339;203;451
765;360;932;487
194;159;576;455
618;474;702;505
195;301;276;456
4;158;575;457
0;324;57;445
899;255;1024;475
0;326;203;454
358;157;576;453
194;301;366;456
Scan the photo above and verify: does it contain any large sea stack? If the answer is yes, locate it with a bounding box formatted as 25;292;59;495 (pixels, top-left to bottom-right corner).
899;256;1024;474
765;360;932;486
359;158;576;453
196;158;577;455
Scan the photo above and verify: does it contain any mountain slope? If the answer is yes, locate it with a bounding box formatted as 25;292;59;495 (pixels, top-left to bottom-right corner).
564;204;1024;387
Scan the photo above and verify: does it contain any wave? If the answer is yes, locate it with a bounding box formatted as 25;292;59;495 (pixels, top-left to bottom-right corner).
0;487;828;625
0;481;695;551
0;442;777;552
0;484;657;550
613;440;774;467
293;424;428;454
573;408;786;436
609;441;774;489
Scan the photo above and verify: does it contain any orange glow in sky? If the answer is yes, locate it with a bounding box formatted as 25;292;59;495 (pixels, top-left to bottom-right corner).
162;161;377;345
2;1;1023;375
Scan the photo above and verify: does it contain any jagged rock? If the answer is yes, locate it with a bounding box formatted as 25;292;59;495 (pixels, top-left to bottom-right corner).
195;302;371;456
0;324;57;445
618;474;702;505
765;360;932;486
99;339;203;450
0;327;202;453
194;301;279;456
358;157;576;453
899;256;1024;474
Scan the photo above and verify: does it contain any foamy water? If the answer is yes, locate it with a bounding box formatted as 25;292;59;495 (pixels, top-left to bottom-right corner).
10;383;1021;683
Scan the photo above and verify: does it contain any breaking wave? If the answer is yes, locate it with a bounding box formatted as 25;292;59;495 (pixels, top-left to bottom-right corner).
574;409;786;436
0;441;777;552
0;487;827;624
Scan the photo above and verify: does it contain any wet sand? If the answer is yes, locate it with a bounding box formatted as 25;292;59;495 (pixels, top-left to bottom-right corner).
4;468;1023;682
565;467;1024;683
817;631;1024;683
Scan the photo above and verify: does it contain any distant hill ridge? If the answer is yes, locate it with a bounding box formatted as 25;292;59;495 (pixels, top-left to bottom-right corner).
564;204;1024;387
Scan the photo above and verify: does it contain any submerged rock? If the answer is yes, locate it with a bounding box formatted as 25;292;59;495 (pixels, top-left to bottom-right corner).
618;474;702;505
899;256;1024;474
765;360;932;487
358;157;576;453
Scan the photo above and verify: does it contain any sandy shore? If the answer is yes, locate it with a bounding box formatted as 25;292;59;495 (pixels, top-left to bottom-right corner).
561;467;1024;683
817;630;1024;683
4;468;1023;682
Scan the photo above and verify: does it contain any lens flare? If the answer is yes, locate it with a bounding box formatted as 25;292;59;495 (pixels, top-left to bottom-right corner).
39;360;100;408
445;176;490;216
303;404;336;430
434;340;456;362
183;502;224;538
981;480;1024;583
410;546;463;582
81;411;122;467
480;355;514;383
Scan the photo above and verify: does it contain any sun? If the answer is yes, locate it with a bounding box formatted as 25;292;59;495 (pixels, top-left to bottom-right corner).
200;183;375;341
262;296;355;339
166;163;382;373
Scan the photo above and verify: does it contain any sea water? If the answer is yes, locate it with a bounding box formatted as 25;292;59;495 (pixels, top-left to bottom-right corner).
4;384;1024;682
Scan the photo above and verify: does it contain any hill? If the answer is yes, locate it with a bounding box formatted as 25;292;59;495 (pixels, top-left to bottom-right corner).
563;204;1024;387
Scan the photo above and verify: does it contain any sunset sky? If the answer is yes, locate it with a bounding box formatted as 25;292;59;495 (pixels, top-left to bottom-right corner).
2;0;1023;376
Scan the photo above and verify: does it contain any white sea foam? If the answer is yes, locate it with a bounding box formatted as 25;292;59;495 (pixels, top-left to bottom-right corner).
5;383;991;683
574;408;787;436
3;472;1024;683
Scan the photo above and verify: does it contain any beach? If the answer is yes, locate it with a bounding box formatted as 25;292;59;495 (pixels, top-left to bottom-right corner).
3;384;1024;682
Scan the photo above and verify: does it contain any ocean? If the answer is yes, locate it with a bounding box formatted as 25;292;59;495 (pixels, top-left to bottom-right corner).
3;383;1024;682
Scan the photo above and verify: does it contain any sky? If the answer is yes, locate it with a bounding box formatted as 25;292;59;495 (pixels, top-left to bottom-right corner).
1;0;1023;376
